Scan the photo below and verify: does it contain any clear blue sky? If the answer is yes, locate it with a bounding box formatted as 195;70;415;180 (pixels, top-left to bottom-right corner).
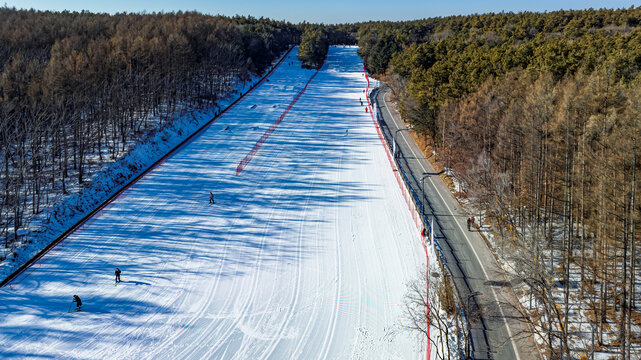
4;0;640;24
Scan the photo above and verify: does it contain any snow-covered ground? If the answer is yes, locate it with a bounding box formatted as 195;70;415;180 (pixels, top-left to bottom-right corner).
461;197;641;359
0;49;285;279
0;46;426;359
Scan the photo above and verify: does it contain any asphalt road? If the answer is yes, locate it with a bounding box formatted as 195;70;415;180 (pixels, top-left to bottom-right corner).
374;86;538;360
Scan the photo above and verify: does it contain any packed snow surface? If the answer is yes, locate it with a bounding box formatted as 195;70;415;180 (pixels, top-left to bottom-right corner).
0;46;424;359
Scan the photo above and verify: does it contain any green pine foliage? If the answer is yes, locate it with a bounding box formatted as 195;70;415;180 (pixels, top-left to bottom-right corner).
298;26;329;69
356;7;641;138
356;8;641;357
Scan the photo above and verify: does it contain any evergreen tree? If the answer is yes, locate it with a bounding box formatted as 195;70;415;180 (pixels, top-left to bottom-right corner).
298;27;329;69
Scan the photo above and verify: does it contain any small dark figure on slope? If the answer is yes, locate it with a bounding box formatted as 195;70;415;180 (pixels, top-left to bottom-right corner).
73;295;82;310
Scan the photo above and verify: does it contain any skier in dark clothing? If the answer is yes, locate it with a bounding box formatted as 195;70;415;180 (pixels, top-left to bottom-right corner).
115;268;121;283
209;192;215;204
73;295;82;310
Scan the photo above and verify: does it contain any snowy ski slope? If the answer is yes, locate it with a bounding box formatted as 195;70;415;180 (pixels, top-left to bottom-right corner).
0;46;425;359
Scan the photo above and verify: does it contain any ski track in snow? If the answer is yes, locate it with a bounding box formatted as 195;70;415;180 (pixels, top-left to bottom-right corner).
0;46;424;360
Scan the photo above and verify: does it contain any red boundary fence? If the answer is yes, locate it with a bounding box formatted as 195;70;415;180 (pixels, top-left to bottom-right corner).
363;67;431;360
0;47;294;289
235;60;325;175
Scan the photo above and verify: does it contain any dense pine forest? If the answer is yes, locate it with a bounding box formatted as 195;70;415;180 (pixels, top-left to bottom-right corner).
3;5;641;358
298;26;330;68
0;8;361;261
358;7;641;358
0;8;300;249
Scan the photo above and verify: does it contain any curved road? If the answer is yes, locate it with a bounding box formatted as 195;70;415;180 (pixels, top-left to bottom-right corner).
375;86;538;360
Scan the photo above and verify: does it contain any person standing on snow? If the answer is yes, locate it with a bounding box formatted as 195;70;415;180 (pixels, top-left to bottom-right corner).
115;268;121;283
467;218;471;231
73;295;82;310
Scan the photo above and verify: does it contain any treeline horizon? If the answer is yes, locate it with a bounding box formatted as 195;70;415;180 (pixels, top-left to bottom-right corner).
356;6;641;358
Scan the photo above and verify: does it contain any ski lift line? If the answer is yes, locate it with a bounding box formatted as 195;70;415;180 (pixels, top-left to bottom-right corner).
374;104;451;268
364;88;417;228
364;68;431;360
235;56;326;175
0;46;295;289
365;79;424;233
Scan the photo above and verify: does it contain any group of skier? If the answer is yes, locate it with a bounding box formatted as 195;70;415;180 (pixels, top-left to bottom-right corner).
361;96;369;113
72;267;121;311
71;188;221;311
70;85;370;313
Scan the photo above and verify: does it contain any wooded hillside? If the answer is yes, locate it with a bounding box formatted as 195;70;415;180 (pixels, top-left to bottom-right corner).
0;9;298;251
298;26;329;68
358;7;641;358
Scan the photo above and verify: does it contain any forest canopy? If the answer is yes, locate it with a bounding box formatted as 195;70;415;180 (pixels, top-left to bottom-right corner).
298;26;329;68
0;8;300;247
356;7;641;358
357;7;641;137
2;5;641;357
0;7;363;252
